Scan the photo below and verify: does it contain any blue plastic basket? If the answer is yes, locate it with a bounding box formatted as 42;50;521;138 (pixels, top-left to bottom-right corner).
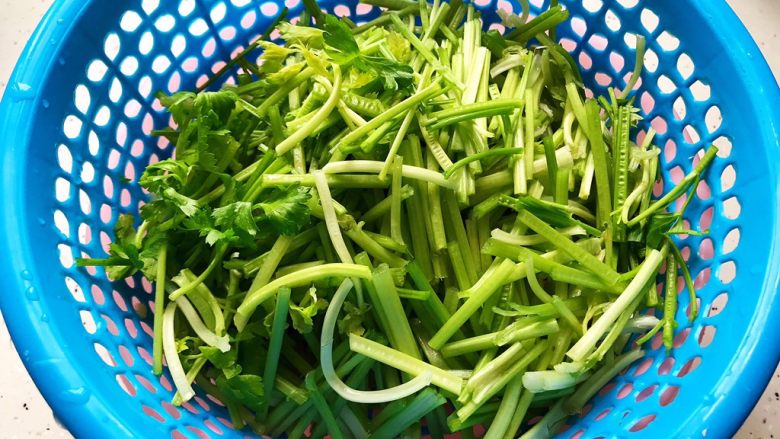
1;0;779;437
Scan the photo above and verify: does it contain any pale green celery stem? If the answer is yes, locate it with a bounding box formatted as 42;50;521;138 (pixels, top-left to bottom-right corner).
397;288;430;301
172;270;225;334
491;54;524;79
288;67;306;174
152;244;167;375
640;153;659;214
222;269;240;328
133;221;149;248
390;15;459;87
236;228;318;276
175;296;230;351
168;244;227;300
662;253;678;352
620;35;647;99
428;258;517;349
565;82;589;136
442;191;479;283
513;144;527;195
518;399;566;439
458;342;546;420
364;230;407;253
234;264;371;330
521;370;589;393
567;247;667;362
337;101;367;130
250;235;292;292
477;217;492;272
578;152;595;200
484;375;524;439
372;266;421;359
490;227;586;247
462;47;488;105
381;112;416;179
523;88;536;180
390;155;406;247
162;302;195;402
361;185;414;223
276;377;308;405
261;174;389;189
276;68;342;155
621;160;651;223
400;137;435;278
517;210;620;285
352;5;417;35
420;121;455;171
422;2;451;41
262;287;291;417
585;100;613;226
446;241;472;291
441;319;556;356
496;319;559;346
322;160;455;190
344;225;407;267
627;146;719;226
476;147;574;194
379;65;433;179
465;219;482;277
172;356;207;406
240;67;315;118
276;260;325;277
452;51;464;94
337;80;443;150
501;390;534;439
348;334;463;395
565;350;645;412
314;170;354;265
360;120;395;152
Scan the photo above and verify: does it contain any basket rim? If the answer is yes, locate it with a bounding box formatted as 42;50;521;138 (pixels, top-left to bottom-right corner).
0;1;779;438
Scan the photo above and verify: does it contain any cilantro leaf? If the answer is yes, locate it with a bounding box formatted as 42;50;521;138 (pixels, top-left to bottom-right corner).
138;229;167;280
200;346;243;379
162;187;199;217
256;186;312;235
324;15;360;64
360;56;414;92
214;201;258;239
158;91;197;126
338;301;371;336
200;346;237;369
322;15;413;92
168;90;239;172
216;374;265;412
76;214;143;280
140;159;191;194
289;287;328;334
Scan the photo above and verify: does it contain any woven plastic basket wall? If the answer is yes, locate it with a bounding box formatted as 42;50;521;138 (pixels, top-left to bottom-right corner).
0;0;779;438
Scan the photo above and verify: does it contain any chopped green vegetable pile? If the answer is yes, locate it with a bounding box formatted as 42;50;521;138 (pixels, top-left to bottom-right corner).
79;0;717;437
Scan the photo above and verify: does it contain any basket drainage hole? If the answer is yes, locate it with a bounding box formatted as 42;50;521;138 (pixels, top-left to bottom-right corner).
629;414;657;432
660;385;680;406
698;325;716;348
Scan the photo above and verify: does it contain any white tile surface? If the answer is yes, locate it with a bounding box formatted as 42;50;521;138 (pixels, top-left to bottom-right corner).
0;1;777;438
